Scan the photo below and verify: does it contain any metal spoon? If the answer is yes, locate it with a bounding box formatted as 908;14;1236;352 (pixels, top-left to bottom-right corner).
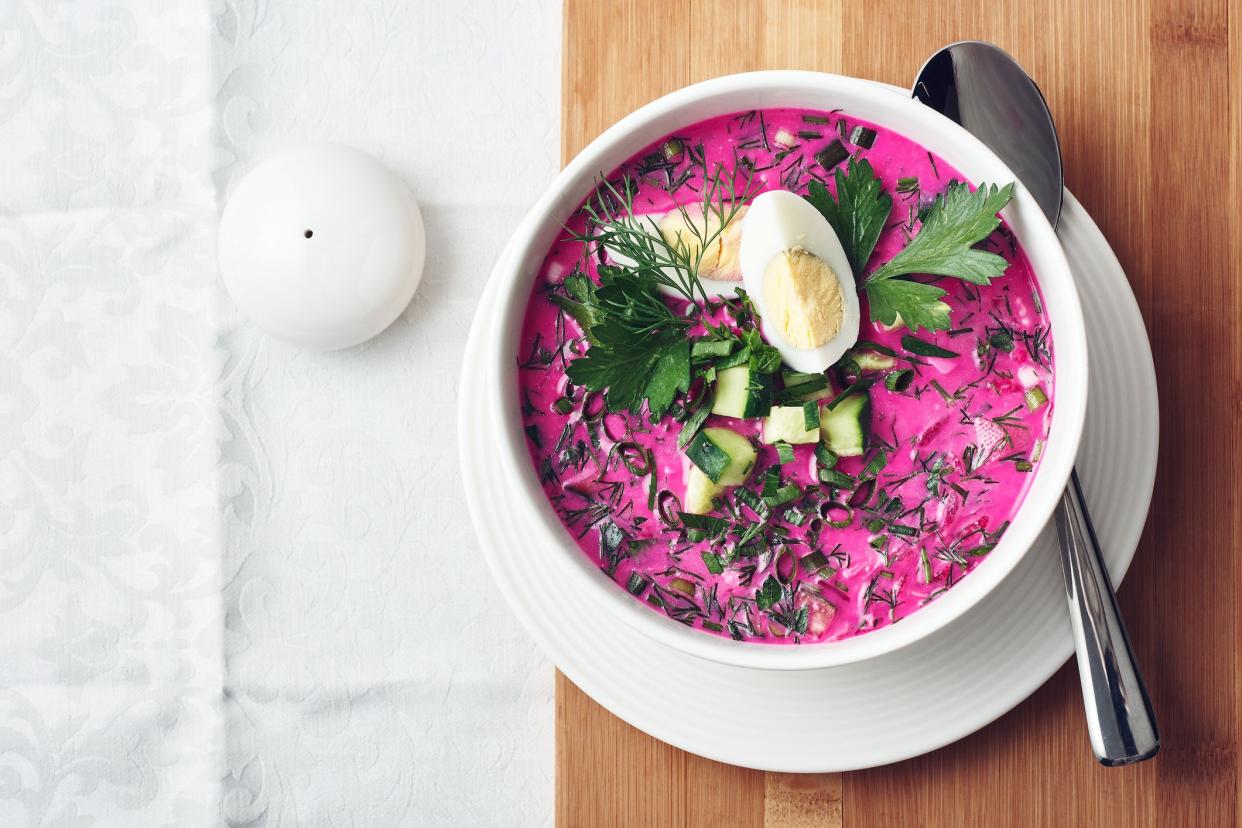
912;41;1159;766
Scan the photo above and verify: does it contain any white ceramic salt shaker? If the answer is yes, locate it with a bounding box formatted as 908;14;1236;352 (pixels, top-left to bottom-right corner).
218;143;426;350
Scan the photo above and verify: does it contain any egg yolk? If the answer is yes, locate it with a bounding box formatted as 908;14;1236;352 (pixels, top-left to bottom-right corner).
658;205;749;281
762;248;844;349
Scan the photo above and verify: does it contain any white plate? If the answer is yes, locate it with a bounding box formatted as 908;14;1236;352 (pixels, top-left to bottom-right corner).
461;188;1156;771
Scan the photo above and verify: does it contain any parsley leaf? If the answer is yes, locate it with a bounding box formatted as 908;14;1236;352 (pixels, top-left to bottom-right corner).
862;180;1015;333
804;157;892;275
862;278;950;332
755;575;783;610
550;271;602;340
867;181;1015;285
563;266;690;417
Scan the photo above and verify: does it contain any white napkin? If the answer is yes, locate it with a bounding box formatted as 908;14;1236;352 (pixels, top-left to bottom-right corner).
0;1;559;824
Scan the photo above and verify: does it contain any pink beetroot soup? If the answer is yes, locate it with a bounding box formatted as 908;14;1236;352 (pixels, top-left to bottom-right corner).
515;108;1053;644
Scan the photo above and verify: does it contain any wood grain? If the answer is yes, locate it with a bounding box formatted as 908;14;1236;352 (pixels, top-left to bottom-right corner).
558;1;1241;825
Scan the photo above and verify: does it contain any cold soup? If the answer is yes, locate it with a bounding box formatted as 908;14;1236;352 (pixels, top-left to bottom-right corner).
516;108;1053;644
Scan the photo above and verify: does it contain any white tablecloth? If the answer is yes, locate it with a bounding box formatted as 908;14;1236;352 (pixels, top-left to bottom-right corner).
0;2;560;824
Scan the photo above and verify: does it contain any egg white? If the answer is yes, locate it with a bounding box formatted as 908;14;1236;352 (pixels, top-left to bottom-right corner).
737;189;860;374
604;207;747;300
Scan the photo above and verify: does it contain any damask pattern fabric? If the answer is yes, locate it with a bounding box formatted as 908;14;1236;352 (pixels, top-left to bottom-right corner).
0;1;559;825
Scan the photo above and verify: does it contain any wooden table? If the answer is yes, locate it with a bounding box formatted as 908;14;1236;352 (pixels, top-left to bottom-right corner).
557;1;1241;825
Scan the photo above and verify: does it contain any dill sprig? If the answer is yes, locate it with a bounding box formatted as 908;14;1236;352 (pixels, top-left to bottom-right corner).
571;164;754;308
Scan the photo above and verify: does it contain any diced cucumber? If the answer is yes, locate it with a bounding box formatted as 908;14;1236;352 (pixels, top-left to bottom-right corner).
743;372;774;418
1024;385;1048;411
851;349;895;372
703;427;756;486
712;365;748;417
686;430;732;482
820;393;871;457
711;365;773;419
683;466;722;514
780;369;832;401
763;406;819;445
683;428;756;513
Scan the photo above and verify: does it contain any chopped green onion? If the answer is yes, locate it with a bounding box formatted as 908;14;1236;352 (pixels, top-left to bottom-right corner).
777;376;829;402
863;448;889;477
662;138;684;161
852;340;897;357
626;572;649;596
701;551;724;575
815;140;849;170
734;486;766;514
988;330;1015;352
763;483;802;508
774;440;795;464
801;550;830;575
930;379;953;402
748;346;782;374
760;466;781;497
774;548;798;583
896;176;920;193
821;502;853;528
919;548;932;583
552;397;575;415
677;390;714;448
691;339;734;359
801;114;830;124
889;524;918;537
616;442;652;475
815;444;838;470
802;400;821;431
901;335;959;358
849;126;877;148
884;369;914;392
826;378;875;410
819;468;856;489
1031;439;1045;463
715;346;751;370
677;512;729;533
669;577;696;596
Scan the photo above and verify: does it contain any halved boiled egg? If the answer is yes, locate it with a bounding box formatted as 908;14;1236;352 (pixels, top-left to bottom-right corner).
738;190;860;374
606;204;749;299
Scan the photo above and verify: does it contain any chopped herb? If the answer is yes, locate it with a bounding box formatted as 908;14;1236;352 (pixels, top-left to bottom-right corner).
849;125;876;148
901;335;960;358
762;483;803;508
805;157;892;274
814;140;849;171
884;369;914;392
819;468;856;489
774;440;795;464
755;575;783;610
802;400;821;431
691;339;734;359
562;266;691;417
863;181;1016;332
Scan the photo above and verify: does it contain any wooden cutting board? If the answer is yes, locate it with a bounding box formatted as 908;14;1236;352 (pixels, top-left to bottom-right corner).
558;1;1241;825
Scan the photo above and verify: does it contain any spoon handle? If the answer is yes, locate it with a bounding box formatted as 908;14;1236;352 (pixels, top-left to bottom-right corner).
1054;468;1159;765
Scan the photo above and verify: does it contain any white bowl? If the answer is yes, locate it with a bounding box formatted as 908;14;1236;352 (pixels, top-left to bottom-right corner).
484;71;1087;670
